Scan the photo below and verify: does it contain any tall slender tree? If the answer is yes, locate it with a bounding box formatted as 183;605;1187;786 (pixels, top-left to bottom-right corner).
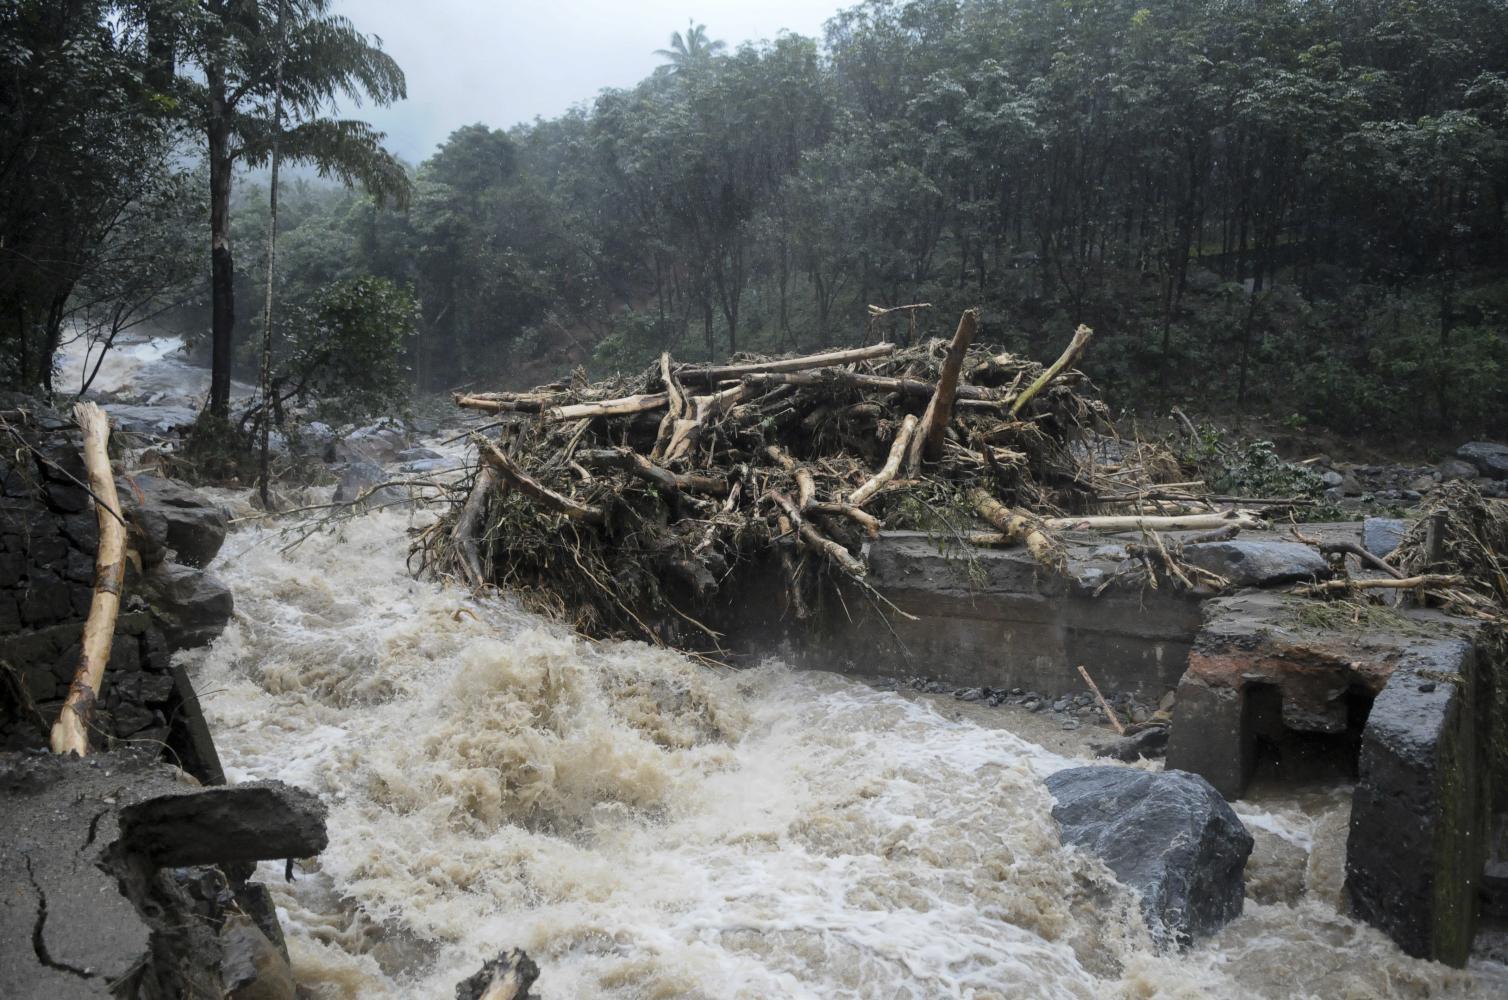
170;0;411;419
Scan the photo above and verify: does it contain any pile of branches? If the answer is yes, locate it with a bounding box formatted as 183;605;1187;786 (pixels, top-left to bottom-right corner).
415;311;1249;640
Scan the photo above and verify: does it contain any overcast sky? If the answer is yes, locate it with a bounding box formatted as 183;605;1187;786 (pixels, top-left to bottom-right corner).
334;1;847;164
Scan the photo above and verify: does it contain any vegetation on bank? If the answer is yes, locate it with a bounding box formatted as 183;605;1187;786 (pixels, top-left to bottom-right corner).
3;1;1507;446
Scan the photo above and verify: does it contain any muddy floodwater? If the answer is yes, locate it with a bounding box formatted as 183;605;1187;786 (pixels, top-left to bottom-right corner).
180;502;1508;999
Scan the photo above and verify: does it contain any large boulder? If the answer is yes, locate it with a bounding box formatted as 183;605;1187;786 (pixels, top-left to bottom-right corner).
1457;442;1508;479
1046;766;1253;946
121;474;229;568
1181;540;1330;588
331;422;411;465
140;562;233;649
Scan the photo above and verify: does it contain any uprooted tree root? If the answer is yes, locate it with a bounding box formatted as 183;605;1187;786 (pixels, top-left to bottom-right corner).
415;312;1268;644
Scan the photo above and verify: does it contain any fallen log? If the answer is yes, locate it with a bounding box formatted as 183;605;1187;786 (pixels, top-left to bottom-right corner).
453;391;566;414
1078;664;1126;735
850;414;918;507
50;403;126;757
1297;574;1467;596
475;436;605;525
580;448;729;497
771;489;866;577
908;308;980;471
968;487;1063;569
679;343;897;383
739;369;1003;401
545;392;669;422
454;466;497;589
1011;323;1093;417
1045;511;1265;532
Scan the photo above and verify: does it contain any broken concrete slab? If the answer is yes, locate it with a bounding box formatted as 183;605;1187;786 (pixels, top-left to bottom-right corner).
1046;766;1252;946
117;781;328;868
0;751;325;999
1347;640;1493;966
1165;591;1466;798
1181;540;1331;588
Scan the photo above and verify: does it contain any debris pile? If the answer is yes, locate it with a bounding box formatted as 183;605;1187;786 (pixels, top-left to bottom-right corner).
418;311;1275;641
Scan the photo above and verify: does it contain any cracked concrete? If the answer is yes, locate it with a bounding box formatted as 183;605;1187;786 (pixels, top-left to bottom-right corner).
0;750;322;999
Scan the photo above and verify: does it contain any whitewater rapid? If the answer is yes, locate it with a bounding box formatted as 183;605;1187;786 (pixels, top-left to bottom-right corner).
176;501;1505;999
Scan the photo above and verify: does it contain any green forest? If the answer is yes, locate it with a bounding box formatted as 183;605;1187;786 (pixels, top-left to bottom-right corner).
5;0;1508;442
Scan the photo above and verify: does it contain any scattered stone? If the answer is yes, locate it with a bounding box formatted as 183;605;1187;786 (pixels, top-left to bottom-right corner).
1362;517;1409;559
1457;441;1508;479
1182;540;1331;587
955;687;985;702
1438;458;1478;482
1046;767;1252;946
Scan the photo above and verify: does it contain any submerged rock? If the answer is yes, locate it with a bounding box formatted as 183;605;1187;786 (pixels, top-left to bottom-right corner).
455;948;540;1000
1046;766;1253;946
333;460;405;506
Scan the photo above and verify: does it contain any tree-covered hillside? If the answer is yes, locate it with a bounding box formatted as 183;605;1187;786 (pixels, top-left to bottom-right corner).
6;1;1507;440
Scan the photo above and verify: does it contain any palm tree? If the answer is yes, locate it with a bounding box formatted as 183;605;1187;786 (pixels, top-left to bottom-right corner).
169;0;411;419
654;20;726;74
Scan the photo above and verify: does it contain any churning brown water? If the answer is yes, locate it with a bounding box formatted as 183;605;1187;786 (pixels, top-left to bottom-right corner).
183;505;1507;999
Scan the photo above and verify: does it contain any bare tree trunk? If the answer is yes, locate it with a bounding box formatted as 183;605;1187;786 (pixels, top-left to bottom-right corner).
257;1;287;509
208;87;236;419
50;403;125;756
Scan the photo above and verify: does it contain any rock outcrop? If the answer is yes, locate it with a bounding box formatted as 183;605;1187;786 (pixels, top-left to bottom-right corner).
1046;766;1253;946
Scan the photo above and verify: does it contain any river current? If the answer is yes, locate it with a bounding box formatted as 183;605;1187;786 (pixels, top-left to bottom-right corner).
69;335;1508;997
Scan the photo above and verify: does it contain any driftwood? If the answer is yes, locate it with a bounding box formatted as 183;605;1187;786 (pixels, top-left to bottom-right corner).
1044;511;1265;532
453;466;497;589
679;343;896;383
908;308;979;471
968;488;1063;569
50;403;126;757
475;436;605;525
1297;574;1468;596
851;414;918;507
1011;323;1093;417
545;392;669;422
1078;665;1125;735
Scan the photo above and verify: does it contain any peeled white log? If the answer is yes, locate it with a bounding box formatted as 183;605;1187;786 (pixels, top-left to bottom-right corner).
50;403;126;757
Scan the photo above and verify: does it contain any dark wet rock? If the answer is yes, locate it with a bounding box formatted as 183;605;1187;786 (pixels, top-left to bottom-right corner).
140;562;234;649
1181;540;1331;587
1046;766;1252;946
1093;725;1169;762
104;403;200;437
455;948;540;1000
1457;442;1508;479
1362;517;1408;559
121;474;229;568
219;914;295;1000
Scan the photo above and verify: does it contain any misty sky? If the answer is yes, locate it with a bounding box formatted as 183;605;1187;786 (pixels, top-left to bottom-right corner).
335;0;847;164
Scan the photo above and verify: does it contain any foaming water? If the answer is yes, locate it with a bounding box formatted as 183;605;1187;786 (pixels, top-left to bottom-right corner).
185;506;1507;999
